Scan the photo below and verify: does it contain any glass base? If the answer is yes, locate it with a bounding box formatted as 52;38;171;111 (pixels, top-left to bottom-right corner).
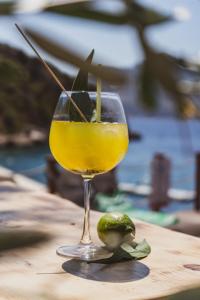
56;243;113;262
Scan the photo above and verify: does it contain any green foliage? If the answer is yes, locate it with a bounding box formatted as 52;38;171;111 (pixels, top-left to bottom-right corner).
0;1;15;15
136;30;199;116
139;61;157;110
125;0;172;27
0;56;26;84
0;44;74;134
1;0;199;132
45;1;127;25
45;0;171;27
43;0;199;117
25;29;124;85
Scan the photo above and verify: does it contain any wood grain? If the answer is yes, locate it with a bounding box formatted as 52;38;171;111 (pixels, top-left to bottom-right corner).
0;182;200;300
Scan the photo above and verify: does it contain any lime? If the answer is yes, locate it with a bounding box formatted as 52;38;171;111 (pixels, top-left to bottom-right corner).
97;212;135;250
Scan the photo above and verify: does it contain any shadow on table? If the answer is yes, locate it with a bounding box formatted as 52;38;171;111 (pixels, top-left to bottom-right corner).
62;259;150;283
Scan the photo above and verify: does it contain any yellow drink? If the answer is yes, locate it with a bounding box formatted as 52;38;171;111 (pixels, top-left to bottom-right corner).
49;121;128;177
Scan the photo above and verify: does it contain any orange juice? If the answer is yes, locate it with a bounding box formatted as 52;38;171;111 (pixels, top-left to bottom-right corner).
50;121;128;177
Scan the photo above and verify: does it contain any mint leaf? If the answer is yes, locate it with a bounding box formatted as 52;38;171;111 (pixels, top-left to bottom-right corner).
68;50;95;121
90;239;151;264
121;239;151;259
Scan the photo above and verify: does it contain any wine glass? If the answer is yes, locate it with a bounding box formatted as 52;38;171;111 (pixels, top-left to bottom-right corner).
49;91;129;261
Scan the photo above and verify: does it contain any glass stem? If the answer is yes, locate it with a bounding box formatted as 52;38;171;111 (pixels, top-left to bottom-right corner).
80;178;92;245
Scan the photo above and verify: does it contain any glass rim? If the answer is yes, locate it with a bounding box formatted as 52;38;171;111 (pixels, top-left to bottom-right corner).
61;91;120;97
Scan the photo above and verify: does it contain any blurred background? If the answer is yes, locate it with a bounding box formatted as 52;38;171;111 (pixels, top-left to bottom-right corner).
0;2;200;299
0;0;200;229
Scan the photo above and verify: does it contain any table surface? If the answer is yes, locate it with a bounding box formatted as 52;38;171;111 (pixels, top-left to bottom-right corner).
0;182;200;300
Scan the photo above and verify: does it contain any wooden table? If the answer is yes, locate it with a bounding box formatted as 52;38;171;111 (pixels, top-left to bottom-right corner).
0;182;200;300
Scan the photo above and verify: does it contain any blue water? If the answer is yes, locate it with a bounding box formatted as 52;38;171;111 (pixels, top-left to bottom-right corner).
0;144;49;183
120;117;200;192
0;117;199;190
0;117;199;213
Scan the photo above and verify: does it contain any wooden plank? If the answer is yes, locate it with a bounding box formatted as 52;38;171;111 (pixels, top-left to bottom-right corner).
171;210;200;237
0;182;200;300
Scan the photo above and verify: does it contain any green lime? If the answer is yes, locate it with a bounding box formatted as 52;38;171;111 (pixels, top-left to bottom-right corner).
97;212;135;250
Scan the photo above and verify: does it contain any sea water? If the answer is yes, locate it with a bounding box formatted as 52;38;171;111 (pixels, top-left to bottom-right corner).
0;117;199;212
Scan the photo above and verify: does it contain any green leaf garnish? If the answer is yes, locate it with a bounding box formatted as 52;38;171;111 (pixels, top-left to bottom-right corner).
68;49;95;122
91;239;151;264
72;49;94;91
121;239;151;259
